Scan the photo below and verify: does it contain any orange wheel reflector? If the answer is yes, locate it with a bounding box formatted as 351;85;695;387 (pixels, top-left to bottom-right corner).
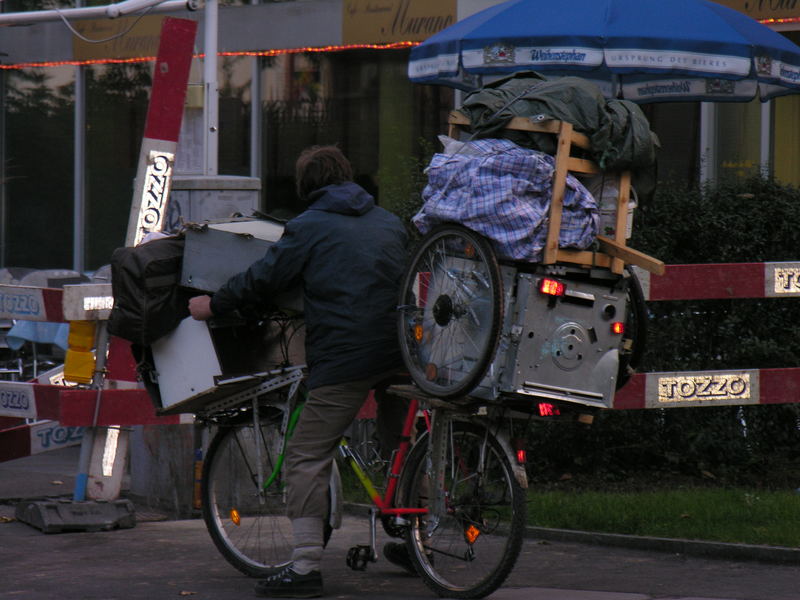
425;363;438;381
414;323;424;343
230;508;241;526
464;243;476;258
465;524;481;544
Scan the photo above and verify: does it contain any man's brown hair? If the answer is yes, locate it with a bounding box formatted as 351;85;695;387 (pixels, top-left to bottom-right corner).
295;145;354;202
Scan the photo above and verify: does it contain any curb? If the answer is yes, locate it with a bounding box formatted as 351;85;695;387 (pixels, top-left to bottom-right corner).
344;502;800;566
525;526;800;565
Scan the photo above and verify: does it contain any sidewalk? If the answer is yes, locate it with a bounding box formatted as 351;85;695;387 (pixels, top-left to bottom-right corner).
2;447;799;600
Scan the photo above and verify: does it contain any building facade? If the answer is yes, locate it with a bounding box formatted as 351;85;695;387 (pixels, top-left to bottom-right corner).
1;0;799;271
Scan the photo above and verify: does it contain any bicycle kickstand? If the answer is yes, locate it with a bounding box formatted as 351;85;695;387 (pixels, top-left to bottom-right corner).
345;507;379;571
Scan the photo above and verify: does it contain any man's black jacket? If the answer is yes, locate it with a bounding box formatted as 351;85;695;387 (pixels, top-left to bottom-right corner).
211;182;408;389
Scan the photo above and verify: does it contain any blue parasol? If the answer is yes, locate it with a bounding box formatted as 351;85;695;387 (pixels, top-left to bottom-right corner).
408;0;800;102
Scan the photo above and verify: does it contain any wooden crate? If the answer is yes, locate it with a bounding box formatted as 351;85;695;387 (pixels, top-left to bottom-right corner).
447;111;664;276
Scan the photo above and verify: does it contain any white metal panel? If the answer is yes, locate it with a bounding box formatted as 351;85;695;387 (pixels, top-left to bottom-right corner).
151;317;222;409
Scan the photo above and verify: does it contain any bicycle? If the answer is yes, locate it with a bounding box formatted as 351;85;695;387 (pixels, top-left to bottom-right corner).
195;223;645;599
194;340;527;599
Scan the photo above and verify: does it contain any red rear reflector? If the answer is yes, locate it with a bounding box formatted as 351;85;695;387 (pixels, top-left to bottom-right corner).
540;278;565;296
516;449;527;464
611;322;625;335
538;402;561;417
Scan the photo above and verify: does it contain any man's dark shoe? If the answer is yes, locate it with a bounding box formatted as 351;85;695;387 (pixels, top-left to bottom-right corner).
382;542;417;576
254;566;323;598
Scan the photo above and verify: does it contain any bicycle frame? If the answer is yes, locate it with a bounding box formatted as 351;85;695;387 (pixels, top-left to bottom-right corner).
261;392;428;518
337;397;427;517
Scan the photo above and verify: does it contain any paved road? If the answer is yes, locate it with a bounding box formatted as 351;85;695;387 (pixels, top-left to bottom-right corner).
1;447;798;600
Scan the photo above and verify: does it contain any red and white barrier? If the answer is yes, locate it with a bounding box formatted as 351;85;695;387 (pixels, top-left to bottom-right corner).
635;262;800;301
0;420;84;463
613;368;800;410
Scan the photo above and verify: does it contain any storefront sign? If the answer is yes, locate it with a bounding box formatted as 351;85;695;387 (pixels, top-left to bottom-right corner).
72;16;166;61
343;0;456;45
715;1;800;21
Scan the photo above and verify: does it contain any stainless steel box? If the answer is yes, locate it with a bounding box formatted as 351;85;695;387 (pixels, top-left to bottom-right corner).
180;218;302;312
472;267;628;409
181;218;284;291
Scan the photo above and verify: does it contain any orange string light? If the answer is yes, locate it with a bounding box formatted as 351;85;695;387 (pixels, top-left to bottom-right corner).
0;41;420;70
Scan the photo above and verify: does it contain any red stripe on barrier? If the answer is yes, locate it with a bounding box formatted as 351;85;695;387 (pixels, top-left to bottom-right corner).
759;368;800;405
649;263;764;301
143;18;198;142
106;337;139;383
0;417;24;430
40;287;64;322
57;389;183;426
0;424;32;463
612;373;646;409
33;385;65;420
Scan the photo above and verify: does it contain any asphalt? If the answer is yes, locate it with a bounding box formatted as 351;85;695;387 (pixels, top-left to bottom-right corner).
1;446;799;600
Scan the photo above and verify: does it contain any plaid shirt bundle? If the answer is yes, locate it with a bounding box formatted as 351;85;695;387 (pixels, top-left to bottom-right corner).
414;138;598;262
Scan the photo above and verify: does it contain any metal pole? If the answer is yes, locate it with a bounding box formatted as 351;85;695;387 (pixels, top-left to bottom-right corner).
760;100;771;177
203;0;219;176
251;60;262;180
0;0;191;25
699;102;716;187
250;0;262;181
74;65;86;273
0;70;6;268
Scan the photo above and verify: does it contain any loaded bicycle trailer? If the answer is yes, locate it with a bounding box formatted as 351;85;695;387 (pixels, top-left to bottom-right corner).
397;111;664;414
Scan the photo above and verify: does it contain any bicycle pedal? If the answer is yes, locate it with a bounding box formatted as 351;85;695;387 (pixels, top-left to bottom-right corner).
346;544;376;571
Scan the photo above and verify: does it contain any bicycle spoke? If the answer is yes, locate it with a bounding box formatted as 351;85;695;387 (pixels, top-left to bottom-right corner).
398;225;502;398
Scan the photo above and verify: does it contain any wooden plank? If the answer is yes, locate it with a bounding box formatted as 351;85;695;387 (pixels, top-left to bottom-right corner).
554;249;612;269
597;235;665;275
542;121;573;265
447;112;593;150
504;116;592;149
566;157;601;174
609;171;632;274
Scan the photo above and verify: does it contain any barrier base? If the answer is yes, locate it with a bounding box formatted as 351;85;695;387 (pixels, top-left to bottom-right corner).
15;498;136;533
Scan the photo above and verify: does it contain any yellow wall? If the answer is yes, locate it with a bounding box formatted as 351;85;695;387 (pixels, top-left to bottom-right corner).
774;95;800;186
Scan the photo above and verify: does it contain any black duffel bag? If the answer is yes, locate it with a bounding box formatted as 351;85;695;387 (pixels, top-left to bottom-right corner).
107;235;192;346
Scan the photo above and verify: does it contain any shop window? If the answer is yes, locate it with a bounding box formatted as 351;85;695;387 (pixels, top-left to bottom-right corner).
642;102;700;186
85;63;150;270
258;49;452;219
3;66;75;269
715;98;762;181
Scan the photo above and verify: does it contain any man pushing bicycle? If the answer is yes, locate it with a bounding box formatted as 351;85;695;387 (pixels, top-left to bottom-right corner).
189;145;410;598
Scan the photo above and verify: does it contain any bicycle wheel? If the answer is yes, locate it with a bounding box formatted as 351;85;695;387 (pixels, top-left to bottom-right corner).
398;225;503;398
402;420;525;598
201;407;334;578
